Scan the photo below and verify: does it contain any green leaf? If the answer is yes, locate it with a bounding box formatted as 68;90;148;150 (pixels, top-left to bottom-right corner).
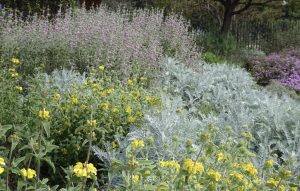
42;121;51;138
12;156;26;167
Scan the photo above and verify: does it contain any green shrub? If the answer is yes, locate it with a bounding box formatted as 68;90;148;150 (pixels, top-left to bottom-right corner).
201;52;224;64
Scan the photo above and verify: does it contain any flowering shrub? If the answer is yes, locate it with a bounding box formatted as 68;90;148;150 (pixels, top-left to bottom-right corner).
0;57;159;190
96;124;299;190
0;6;199;78
250;48;300;90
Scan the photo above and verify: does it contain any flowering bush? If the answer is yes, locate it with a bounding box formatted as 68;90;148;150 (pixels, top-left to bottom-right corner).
0;57;159;190
250;48;300;90
0;6;199;78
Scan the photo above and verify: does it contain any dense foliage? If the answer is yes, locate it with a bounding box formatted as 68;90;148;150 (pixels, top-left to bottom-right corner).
0;5;299;191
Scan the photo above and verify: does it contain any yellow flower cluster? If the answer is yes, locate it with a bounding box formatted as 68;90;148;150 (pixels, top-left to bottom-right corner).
98;65;105;71
0;157;5;175
11;58;20;65
267;178;285;190
265;159;274;168
73;162;97;178
183;159;204;175
15;86;23;92
240;163;257;176
230;171;244;182
38;108;50;120
8;68;19;78
87;119;97;127
132;174;139;182
53;93;60;101
131;139;144;149
20;168;36;179
160;160;180;172
207;169;222;182
70;96;79;105
217;152;225;161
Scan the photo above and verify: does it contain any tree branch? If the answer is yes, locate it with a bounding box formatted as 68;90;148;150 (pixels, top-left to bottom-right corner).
232;0;252;15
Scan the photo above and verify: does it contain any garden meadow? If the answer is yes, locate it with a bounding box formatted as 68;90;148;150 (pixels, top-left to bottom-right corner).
0;3;300;191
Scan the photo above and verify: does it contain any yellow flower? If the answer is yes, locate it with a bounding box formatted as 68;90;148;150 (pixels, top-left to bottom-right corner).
11;58;20;65
11;72;19;78
112;141;118;149
140;76;147;81
230;171;244;182
266;178;280;188
0;157;5;166
107;88;114;94
73;162;97;178
125;106;132;114
0;167;4;174
70;96;79;105
128;79;134;85
15;86;23;92
132;175;139;182
207;169;222;182
20;168;36;179
127;116;136;123
8;68;16;72
131;139;144;149
217;152;225;161
53;93;60;101
102;101;110;111
38;108;50;120
112;108;119;113
98;65;105;71
290;187;298;191
183;159;204;175
240;163;257;176
87;119;97;127
265;159;274;168
160;160;180;172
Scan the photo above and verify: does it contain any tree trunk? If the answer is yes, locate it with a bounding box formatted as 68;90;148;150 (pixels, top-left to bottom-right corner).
221;6;234;34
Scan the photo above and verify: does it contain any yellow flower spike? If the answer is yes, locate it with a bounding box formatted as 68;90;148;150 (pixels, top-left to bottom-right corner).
98;65;105;71
217;152;225;161
183;159;204;175
207;169;222;182
38;108;50;120
87;119;97;127
11;58;20;65
131;139;144;149
132;175;139;182
15;86;23;92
